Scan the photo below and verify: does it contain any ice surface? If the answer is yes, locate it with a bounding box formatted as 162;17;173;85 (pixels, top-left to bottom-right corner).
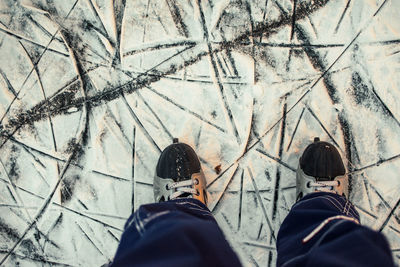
1;0;400;266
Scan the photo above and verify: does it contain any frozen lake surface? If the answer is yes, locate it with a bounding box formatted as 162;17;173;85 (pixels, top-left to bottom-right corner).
1;0;400;266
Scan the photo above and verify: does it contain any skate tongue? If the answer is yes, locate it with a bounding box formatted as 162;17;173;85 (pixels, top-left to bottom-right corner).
316;177;331;182
178;192;192;198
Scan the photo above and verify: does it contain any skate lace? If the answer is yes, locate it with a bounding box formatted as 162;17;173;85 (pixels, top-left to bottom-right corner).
308;180;339;193
166;179;199;200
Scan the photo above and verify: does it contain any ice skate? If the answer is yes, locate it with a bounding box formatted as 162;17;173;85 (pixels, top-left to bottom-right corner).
153;138;208;205
296;137;348;201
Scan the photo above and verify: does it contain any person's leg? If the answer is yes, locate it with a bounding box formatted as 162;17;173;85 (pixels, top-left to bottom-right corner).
277;138;394;266
112;198;241;267
111;139;241;266
277;192;394;266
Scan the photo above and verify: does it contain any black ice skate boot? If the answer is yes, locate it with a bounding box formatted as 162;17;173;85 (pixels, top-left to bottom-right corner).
296;137;348;201
153;138;208;205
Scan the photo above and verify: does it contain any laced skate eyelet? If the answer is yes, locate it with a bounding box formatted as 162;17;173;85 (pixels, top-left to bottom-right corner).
194;178;199;185
306;181;311;188
166;184;169;190
196;189;200;196
337;180;341;186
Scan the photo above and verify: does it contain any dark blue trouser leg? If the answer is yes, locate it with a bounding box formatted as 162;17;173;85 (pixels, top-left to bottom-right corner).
277;192;394;266
111;198;241;267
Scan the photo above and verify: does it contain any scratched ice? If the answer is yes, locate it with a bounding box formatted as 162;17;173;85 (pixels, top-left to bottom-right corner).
1;0;400;266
